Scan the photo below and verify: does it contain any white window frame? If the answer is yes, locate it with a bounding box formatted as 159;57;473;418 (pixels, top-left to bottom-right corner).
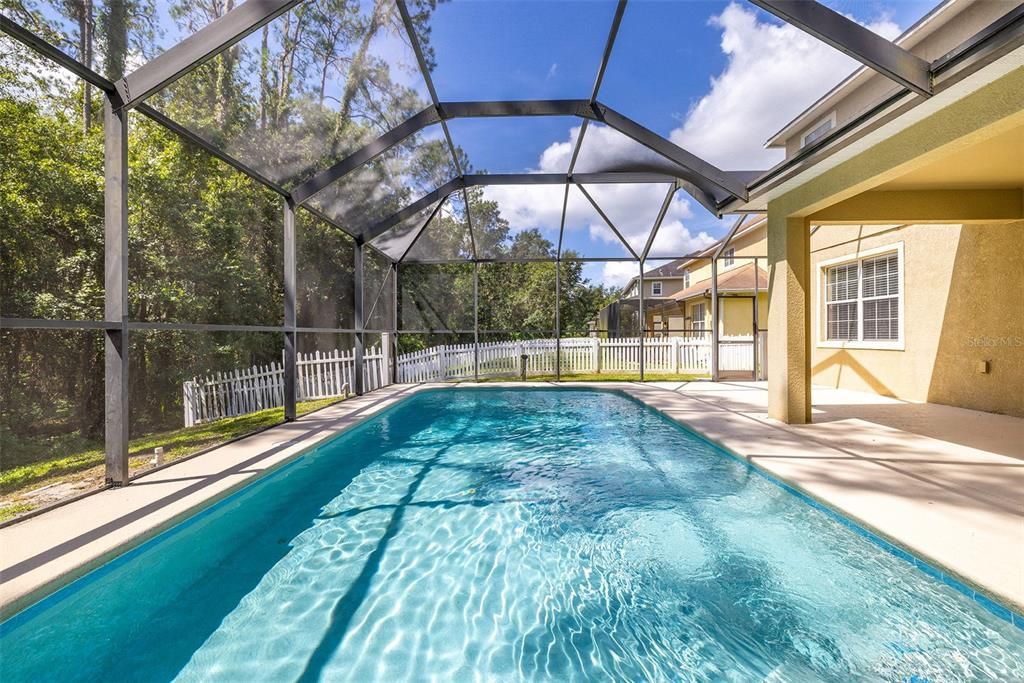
651;280;663;296
816;242;905;351
800;111;837;149
682;269;690;288
722;248;735;268
691;302;707;331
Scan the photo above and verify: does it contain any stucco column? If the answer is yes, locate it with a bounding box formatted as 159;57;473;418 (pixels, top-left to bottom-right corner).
767;209;811;424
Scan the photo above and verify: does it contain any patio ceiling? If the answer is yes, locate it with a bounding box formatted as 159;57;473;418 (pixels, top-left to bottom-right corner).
2;0;1021;265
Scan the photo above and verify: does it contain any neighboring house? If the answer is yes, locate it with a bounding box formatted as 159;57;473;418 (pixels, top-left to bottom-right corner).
595;214;769;340
746;0;1024;418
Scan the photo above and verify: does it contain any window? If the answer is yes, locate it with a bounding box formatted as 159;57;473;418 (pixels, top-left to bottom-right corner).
825;263;859;341
823;247;902;346
861;253;900;341
682;269;690;288
722;248;735;267
801;111;837;148
651;281;663;296
691;302;706;330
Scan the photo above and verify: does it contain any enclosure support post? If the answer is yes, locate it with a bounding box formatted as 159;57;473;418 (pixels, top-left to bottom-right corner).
354;241;365;396
103;94;129;486
283;199;297;420
555;259;561;382
473;261;480;382
391;263;399;384
711;258;720;382
638;261;645;382
753;256;761;380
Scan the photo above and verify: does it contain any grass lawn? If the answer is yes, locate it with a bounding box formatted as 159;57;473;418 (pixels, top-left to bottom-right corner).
0;396;343;522
478;373;707;383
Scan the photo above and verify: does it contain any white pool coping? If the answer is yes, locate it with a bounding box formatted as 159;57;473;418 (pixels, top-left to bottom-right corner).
1;381;1022;622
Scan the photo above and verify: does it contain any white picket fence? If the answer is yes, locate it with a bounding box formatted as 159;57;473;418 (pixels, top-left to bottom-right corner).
182;342;390;427
183;333;767;426
396;335;766;383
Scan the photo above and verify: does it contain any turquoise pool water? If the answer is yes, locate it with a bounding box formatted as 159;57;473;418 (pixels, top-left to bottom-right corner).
2;388;1022;681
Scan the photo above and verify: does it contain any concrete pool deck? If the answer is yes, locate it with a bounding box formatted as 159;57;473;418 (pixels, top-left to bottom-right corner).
1;381;1022;620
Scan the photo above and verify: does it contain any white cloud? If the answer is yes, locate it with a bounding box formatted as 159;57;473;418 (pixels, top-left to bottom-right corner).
482;124;716;272
669;2;900;170
600;261;642;289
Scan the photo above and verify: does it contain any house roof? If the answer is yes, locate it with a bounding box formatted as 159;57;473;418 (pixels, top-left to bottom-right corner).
667;262;769;303
643;260;690;278
619;213;768;296
764;0;966;148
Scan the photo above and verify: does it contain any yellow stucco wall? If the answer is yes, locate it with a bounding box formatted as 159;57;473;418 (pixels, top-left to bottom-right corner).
809;221;1024;416
683;223;767;285
720;294;769;336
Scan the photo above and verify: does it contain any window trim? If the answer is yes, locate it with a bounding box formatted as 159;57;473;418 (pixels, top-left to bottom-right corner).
800;111;837;149
816;242;905;351
651;280;663;296
682;269;690;288
691;302;707;331
722;248;735;268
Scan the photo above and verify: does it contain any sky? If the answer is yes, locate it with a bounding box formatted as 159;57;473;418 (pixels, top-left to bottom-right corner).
415;0;938;288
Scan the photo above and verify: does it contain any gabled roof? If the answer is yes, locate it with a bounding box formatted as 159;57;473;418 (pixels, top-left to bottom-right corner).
666;262;769;303
620;213;767;295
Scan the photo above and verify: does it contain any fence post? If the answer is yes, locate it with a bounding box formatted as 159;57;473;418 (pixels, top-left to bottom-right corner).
672;336;681;374
591;337;600;373
438;344;448;381
183;382;192;428
381;332;391;386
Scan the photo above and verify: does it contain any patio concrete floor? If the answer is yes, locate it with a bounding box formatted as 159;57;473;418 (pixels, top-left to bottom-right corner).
1;381;1021;620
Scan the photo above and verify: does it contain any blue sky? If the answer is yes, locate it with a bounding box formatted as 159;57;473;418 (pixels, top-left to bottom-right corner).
417;0;937;286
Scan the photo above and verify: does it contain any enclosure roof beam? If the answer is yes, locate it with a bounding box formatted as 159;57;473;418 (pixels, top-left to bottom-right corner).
115;0;303;109
463;172;677;186
593;104;748;202
137;103;290;197
398;198;450;263
591;0;628;103
575;183;640;260
747;0;932;97
0;16;116;94
365;170;689;253
439;99;596;119
675;180;722;218
640;184;678;262
394;0;473;259
713;214;749;259
362;177;467;243
291;99;598;207
290;106;442;205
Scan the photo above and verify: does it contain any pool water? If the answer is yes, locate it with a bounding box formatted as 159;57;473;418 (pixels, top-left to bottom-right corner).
2;388;1022;681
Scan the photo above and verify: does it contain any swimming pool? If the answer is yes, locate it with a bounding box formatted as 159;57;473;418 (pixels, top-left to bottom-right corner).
2;388;1022;681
